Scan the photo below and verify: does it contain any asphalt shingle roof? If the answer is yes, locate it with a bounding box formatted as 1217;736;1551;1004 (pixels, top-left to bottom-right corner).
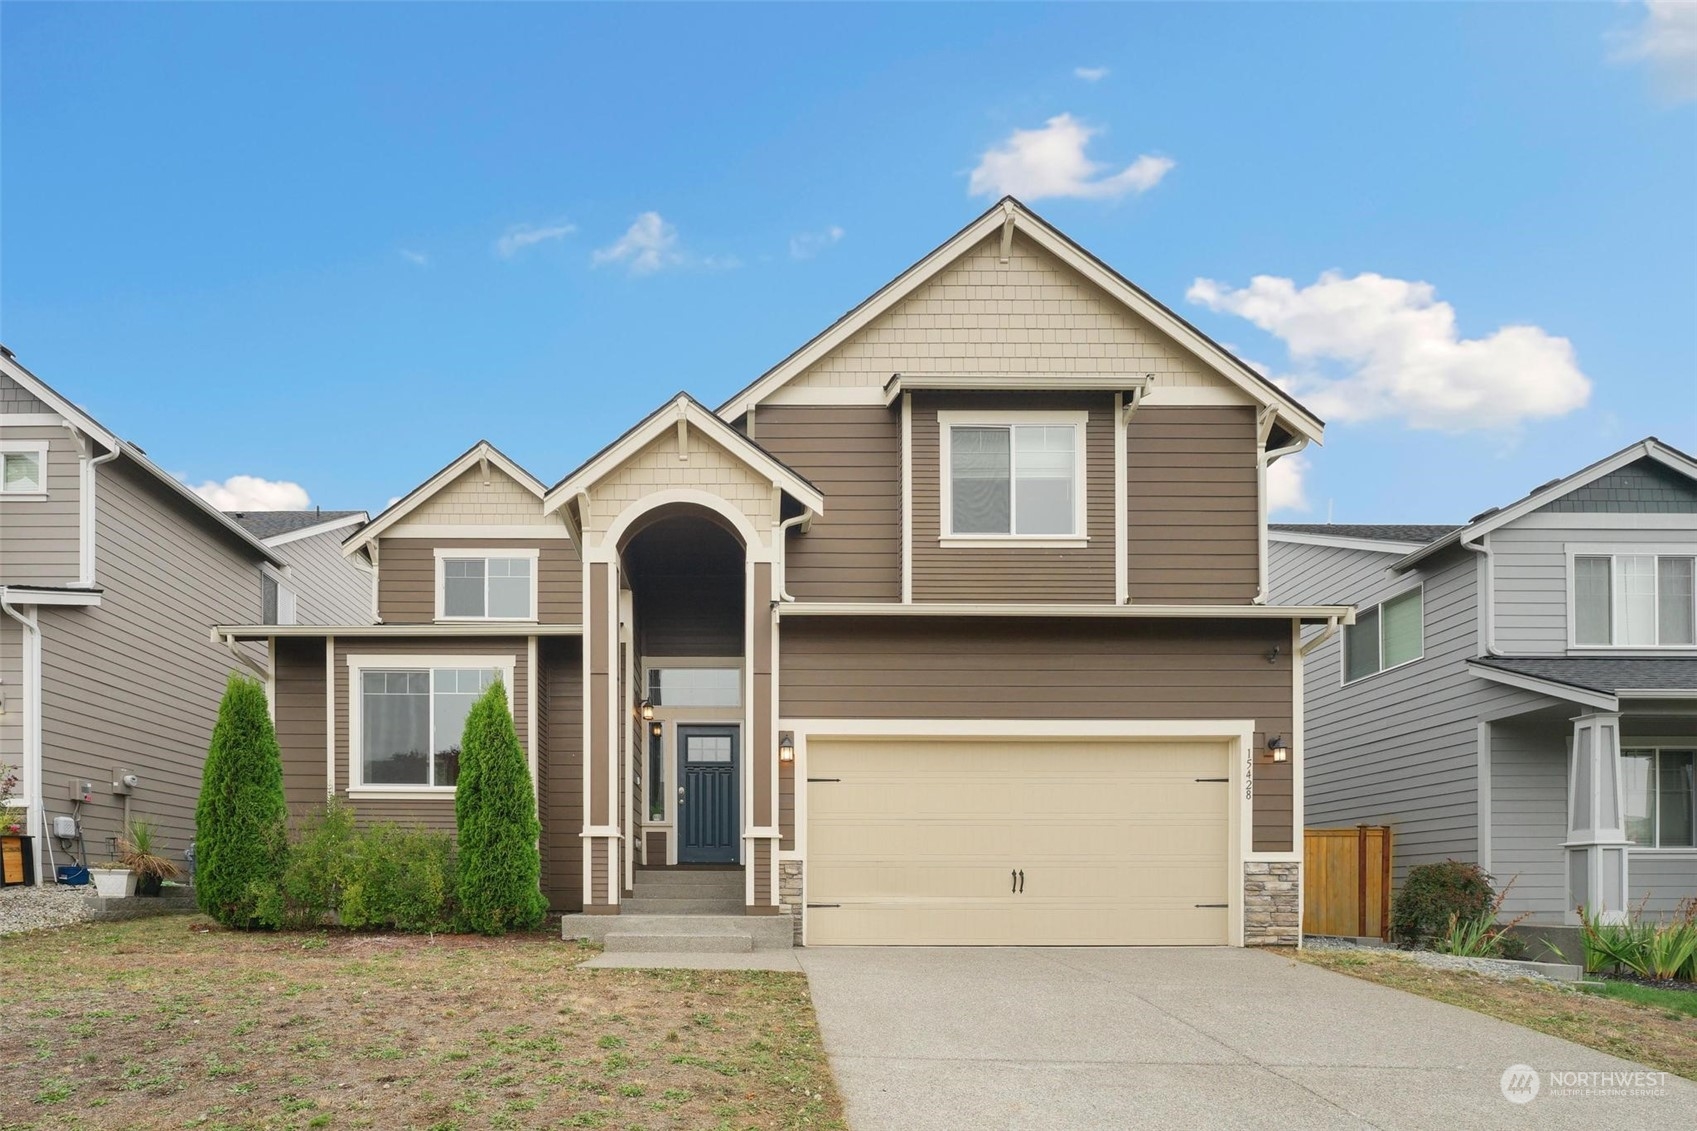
224;510;366;540
1271;523;1462;544
1471;656;1697;695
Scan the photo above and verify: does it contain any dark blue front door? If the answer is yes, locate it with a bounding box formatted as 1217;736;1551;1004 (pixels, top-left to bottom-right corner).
678;726;738;863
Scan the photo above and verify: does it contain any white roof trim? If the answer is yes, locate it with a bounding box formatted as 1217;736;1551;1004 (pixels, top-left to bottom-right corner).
543;395;826;515
216;622;584;640
1467;660;1618;712
262;512;368;547
1268;530;1427;555
0;351;117;451
345;442;551;556
776;601;1354;623
882;371;1150;406
715;198;1324;443
1397;439;1697;571
0;585;103;608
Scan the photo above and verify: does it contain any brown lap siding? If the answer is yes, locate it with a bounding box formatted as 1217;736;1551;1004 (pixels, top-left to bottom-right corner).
1125;405;1260;604
540;638;583;911
376;538;581;625
911;392;1116;603
778;617;1295;851
274;637;329;811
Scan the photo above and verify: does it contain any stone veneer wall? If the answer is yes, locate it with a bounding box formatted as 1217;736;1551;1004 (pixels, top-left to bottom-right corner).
1243;861;1300;946
779;861;804;946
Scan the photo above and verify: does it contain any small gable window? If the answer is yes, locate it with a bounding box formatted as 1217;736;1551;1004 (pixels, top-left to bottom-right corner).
1;442;47;496
1574;553;1696;647
940;412;1085;540
436;550;538;621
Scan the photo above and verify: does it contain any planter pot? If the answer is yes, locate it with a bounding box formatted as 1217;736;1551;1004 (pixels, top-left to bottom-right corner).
136;874;163;897
89;867;137;898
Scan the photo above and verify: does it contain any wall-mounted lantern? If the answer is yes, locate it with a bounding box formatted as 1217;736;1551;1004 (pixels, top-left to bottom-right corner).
778;731;795;763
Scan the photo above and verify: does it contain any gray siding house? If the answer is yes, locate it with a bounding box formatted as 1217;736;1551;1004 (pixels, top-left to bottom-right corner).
225;510;373;627
0;349;347;883
1270;438;1697;944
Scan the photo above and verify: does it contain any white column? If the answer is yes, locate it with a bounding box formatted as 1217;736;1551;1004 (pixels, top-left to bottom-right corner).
1566;712;1630;924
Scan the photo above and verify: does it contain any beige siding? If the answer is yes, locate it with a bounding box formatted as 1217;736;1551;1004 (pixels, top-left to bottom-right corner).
35;458;267;868
0;423;82;585
275;637;328;810
377;538;580;625
754;405;901;602
580;424;777;547
912;393;1116;603
0;373;52;413
1126;405;1260;603
271;527;372;626
331;636;530;831
391;463;559;531
539;638;583;911
786;232;1233;396
779;617;1296;851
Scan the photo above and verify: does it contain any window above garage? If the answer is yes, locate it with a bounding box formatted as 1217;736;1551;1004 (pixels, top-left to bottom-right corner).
938;410;1087;546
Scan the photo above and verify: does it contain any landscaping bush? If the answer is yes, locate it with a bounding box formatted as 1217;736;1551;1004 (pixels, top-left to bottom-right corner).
195;673;289;928
277;799;360;928
1580;904;1697;983
454;681;547;934
341;823;458;932
1391;860;1494;946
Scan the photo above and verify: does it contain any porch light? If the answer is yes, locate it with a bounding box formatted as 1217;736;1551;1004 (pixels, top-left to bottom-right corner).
1267;735;1287;762
639;699;654;721
778;732;795;763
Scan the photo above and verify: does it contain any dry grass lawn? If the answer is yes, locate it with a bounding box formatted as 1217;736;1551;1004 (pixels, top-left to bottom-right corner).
0;915;844;1131
1287;946;1697;1082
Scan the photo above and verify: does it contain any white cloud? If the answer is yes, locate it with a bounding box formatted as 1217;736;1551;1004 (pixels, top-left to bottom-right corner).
1267;453;1309;514
1186;271;1591;431
189;475;310;511
593;212;737;274
1612;0;1697;102
1074;65;1110;82
969;114;1174;200
495;221;577;258
399;249;429;267
789;225;845;260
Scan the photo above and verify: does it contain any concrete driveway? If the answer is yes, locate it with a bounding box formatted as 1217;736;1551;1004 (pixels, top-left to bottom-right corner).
796;947;1696;1130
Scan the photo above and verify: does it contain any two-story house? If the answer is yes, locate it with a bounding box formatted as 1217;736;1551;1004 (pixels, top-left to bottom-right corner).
216;199;1350;949
1270;438;1697;952
0;349;320;883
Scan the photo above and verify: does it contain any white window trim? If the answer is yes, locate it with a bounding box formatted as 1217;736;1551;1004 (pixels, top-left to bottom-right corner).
433;547;541;623
345;652;516;795
1620;743;1697;851
260;562;298;627
1340;583;1425;687
0;440;49;500
1565;545;1697;651
936;410;1088;544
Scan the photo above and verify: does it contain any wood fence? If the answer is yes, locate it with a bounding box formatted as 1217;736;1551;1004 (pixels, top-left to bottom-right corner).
1303;826;1392;940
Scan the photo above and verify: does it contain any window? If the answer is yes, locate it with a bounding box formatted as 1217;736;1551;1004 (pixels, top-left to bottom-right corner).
646;667;741;708
261;568;297;626
648;723;666;821
435;551;537;620
1622;748;1696;848
1343;588;1423;683
1573;554;1697;647
1;442;46;496
357;666;500;788
940;413;1085;539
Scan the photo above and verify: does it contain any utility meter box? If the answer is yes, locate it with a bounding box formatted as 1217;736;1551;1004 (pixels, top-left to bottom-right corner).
111;769;136;795
51;815;79;838
67;779;96;803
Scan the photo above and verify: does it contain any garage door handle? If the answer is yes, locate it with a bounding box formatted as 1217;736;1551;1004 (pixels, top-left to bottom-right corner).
1018;869;1025;893
1195;777;1228;783
1011;869;1018;893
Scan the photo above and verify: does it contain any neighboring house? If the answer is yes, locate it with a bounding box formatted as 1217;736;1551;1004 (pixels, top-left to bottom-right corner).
1270;438;1697;948
225;510;372;626
214;198;1351;948
0;349;287;881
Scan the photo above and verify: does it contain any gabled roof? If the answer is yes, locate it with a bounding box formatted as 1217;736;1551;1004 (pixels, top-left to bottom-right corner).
1270;524;1462;554
343;440;548;556
1395;437;1697;571
714;196;1325;443
1471;655;1697;697
543;392;825;515
226;509;368;543
1;346;282;566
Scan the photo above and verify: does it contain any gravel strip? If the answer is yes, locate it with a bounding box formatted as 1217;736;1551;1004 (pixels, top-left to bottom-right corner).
0;884;98;937
1304;934;1576;984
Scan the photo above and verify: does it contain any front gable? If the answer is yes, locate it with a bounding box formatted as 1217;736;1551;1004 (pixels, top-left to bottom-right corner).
1536;457;1697;515
398;463;557;532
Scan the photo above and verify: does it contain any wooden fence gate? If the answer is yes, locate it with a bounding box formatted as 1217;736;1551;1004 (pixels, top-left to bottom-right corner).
1303;826;1392;940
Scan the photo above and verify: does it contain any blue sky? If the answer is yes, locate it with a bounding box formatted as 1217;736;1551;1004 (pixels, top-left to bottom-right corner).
2;2;1693;520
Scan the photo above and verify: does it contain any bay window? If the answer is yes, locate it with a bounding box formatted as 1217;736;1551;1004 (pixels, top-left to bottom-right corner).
941;412;1085;539
1622;748;1696;848
1573;553;1696;647
435;550;538;621
1343;588;1423;683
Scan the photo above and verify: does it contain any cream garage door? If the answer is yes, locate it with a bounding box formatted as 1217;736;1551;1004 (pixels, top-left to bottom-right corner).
806;736;1232;946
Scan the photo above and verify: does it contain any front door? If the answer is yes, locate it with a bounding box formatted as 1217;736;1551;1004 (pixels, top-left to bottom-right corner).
678;726;739;863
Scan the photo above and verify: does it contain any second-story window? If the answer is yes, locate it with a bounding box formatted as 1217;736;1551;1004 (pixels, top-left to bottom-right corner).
1343;587;1423;683
1574;554;1696;647
941;413;1085;538
437;551;537;620
1;442;46;496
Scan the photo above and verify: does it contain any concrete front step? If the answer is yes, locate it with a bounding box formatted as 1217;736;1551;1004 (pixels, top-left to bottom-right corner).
604;930;753;954
631;870;744;893
561;912;793;950
622;897;748;915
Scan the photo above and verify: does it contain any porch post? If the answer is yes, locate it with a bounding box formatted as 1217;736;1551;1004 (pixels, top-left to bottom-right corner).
1566;712;1630;925
581;558;622;913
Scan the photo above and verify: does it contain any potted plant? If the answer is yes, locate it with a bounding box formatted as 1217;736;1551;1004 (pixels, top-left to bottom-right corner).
89;862;137;898
0;761;33;887
116;818;181;897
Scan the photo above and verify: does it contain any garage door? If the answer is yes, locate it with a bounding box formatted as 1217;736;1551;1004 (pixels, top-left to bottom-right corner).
806;737;1231;946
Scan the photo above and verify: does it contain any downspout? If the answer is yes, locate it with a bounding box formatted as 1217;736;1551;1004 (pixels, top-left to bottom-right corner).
1298;614;1343;658
1;596;43;882
774;511;811;604
1459;533;1500;656
211;628;270;680
1255;434;1309;605
72;429;121;588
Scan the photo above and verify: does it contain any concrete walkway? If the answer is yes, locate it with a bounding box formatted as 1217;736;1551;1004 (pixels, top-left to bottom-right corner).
579;950;801;970
796;947;1696;1130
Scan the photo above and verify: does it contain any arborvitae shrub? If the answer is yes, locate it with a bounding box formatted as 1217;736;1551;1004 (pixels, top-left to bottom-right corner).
195;674;288;928
454;681;547;934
